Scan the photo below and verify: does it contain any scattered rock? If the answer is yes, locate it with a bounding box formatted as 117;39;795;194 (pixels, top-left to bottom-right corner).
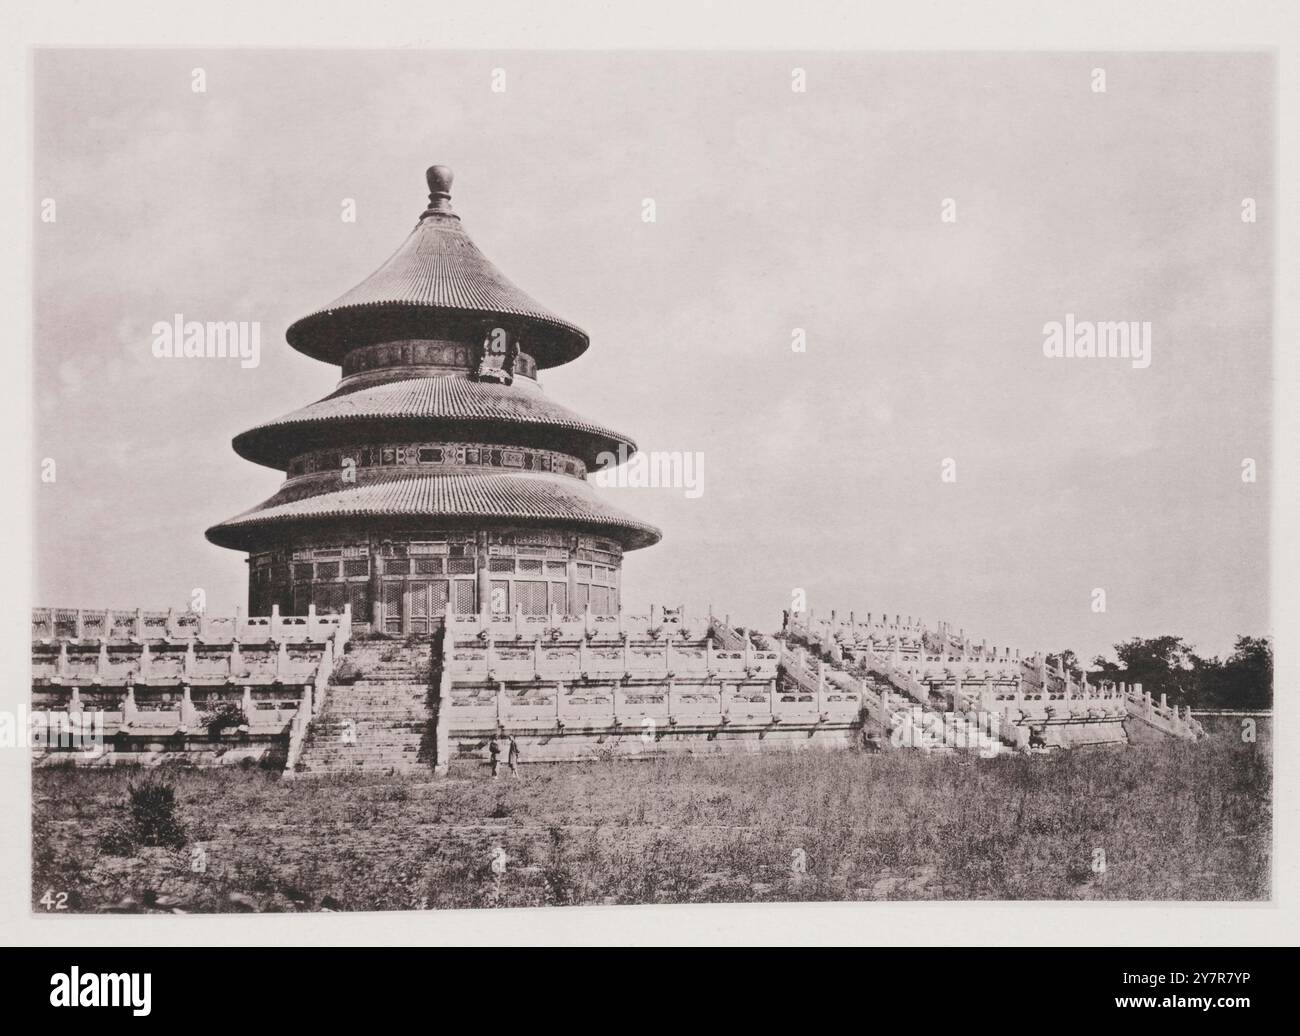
224;892;258;912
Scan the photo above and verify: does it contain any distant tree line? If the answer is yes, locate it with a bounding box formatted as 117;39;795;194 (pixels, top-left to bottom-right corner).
1046;636;1272;711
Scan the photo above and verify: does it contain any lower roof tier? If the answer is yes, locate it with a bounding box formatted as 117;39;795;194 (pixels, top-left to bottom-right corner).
232;374;635;471
205;471;663;552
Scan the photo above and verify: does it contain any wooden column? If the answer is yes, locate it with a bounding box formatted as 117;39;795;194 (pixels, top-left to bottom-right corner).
368;539;383;627
475;534;491;619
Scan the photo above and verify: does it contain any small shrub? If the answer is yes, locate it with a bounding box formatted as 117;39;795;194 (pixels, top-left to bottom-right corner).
100;776;187;855
331;660;365;685
201;702;248;737
127;777;187;848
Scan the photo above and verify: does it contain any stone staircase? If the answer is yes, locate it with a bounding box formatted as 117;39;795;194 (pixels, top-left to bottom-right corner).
785;637;1012;756
295;639;436;775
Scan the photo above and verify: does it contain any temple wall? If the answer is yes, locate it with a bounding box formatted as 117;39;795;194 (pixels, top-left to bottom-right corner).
248;525;624;629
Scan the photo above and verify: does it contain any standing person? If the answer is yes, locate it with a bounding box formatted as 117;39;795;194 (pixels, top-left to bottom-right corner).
488;735;501;779
507;735;521;778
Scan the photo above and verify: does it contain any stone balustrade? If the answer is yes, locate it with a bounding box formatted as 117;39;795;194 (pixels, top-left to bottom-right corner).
443;673;847;733
31;616;344;766
444;602;707;644
32;604;352;646
446;631;778;684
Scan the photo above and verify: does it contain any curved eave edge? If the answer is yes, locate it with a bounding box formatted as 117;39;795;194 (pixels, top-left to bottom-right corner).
205;513;662;553
284;303;591;369
229;419;639;471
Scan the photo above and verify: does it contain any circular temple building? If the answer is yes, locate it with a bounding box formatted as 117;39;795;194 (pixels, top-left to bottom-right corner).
206;165;661;632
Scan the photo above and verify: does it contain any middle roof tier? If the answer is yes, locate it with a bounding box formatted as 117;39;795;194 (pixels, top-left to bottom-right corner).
232;373;637;471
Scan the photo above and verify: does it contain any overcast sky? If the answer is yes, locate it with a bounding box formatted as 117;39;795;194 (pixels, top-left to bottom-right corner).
33;50;1271;663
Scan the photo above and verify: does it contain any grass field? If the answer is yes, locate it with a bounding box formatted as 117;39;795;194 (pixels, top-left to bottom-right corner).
32;739;1270;912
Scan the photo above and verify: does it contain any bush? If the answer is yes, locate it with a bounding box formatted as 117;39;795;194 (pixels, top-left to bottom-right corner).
100;776;187;855
201;702;248;737
330;660;365;685
128;777;187;847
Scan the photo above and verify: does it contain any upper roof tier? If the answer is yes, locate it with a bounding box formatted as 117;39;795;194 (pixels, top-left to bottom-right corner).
285;166;590;369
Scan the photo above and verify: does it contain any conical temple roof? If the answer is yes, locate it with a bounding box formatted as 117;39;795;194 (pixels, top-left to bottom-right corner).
286;166;589;368
205;472;662;552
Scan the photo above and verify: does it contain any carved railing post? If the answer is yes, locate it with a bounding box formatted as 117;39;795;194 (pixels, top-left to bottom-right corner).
434;669;452;776
181;684;198;728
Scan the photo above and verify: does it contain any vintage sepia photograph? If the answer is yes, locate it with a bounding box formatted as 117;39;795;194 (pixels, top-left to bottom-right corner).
25;46;1273;917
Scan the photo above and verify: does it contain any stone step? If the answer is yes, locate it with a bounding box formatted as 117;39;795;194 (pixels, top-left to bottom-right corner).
296;664;438;771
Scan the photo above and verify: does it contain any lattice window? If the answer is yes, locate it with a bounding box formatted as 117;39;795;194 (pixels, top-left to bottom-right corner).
410;582;429;618
315;582;346;615
453;580;477;615
293;564;314;582
344;558;370;578
349;582;369;620
549;582;568;615
316;561;341;580
516;580;548;616
383;581;403;633
488;557;514;573
448;558;475;575
429;581;449;615
414;557;443;575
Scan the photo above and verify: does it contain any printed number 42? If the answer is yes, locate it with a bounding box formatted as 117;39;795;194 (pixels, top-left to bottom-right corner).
39;890;68;911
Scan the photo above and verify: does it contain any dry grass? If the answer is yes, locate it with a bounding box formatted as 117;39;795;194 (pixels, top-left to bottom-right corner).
31;739;1270;912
